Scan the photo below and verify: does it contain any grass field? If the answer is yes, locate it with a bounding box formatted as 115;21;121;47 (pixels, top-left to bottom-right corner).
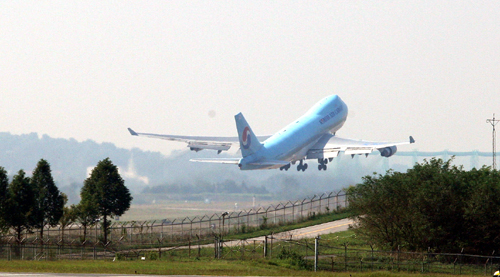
0;260;474;276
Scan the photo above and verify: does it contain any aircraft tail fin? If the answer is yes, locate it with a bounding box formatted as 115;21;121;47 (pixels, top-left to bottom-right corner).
234;113;263;157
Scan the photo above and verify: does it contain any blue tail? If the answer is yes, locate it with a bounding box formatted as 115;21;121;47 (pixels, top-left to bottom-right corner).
234;113;262;157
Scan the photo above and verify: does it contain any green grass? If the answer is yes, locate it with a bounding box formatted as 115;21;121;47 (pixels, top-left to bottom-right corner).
0;260;476;276
320;229;370;248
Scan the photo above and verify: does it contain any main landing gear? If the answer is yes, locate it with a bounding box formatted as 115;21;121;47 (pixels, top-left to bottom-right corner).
279;163;291;171
317;158;334;171
318;158;327;171
280;158;333;172
297;160;308;172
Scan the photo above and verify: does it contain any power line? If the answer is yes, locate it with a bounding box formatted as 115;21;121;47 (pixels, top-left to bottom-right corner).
486;114;500;170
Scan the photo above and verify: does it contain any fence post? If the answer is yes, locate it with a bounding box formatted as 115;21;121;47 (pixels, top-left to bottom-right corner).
336;192;340;211
197;234;201;258
214;236;218;259
459;248;464;275
318;193;324;214
314;236;320;272
264;235;268;258
283;203;287;224
219;236;223;259
327;192;333;212
397;245;400;271
370;244;374;270
491;251;496;275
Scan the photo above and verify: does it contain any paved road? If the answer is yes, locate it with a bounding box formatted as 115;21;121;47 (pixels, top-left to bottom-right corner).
251;217;353;241
208;217;353;249
278;217;352;239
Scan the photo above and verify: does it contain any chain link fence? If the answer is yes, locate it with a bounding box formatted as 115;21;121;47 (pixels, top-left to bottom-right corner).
0;191;347;246
2;235;496;275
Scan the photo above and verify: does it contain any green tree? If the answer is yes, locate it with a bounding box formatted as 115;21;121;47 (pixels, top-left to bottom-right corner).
0;166;9;233
59;197;76;245
30;159;65;241
74;199;99;242
80;158;132;244
4;170;35;243
461;167;500;252
348;158;500;254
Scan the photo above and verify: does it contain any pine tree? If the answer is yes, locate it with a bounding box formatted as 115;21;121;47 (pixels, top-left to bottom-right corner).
0;166;9;233
30;159;65;241
80;158;132;244
4;170;35;243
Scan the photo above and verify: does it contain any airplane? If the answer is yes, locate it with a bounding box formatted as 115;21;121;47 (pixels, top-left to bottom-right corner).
128;95;414;171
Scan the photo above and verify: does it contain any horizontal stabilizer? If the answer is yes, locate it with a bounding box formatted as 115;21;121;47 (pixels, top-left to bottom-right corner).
190;158;240;164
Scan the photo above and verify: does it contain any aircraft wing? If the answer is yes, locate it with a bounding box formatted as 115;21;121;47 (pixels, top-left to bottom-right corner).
306;134;415;159
128;128;270;153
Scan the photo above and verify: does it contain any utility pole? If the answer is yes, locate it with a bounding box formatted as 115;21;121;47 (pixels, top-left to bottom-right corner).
486;114;500;170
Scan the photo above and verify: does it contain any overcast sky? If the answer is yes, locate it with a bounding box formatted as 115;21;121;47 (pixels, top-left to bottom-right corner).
1;1;499;157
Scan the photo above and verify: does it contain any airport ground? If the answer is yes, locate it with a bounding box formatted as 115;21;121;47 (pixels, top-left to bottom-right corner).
119;198;278;221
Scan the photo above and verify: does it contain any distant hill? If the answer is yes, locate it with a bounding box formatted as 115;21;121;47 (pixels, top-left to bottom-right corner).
0;132;399;204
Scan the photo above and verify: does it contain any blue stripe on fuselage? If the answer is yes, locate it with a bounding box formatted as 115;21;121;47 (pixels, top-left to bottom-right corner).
239;95;348;170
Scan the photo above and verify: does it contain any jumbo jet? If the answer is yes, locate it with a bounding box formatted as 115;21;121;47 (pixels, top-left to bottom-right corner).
128;95;414;171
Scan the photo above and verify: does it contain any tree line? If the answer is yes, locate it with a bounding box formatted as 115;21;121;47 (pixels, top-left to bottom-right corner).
347;158;500;254
0;158;132;245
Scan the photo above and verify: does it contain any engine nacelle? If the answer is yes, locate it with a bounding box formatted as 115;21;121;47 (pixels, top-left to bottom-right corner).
379;146;397;157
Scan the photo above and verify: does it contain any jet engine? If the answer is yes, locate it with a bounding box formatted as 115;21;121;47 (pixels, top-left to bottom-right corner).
379;146;397;157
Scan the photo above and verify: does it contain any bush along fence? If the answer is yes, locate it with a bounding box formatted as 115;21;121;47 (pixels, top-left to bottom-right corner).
0;191;348;247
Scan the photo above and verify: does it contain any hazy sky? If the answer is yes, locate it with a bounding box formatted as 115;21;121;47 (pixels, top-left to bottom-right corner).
2;1;499;157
